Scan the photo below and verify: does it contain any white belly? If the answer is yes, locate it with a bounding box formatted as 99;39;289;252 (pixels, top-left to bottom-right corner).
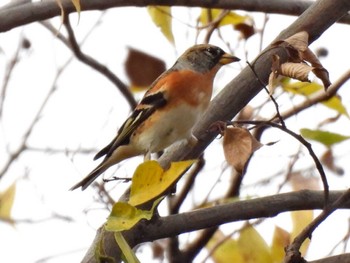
132;104;203;153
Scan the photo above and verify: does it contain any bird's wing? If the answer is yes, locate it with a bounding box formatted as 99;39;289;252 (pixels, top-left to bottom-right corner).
93;91;167;160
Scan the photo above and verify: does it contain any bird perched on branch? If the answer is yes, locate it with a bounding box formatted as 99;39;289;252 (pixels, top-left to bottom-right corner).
70;44;240;190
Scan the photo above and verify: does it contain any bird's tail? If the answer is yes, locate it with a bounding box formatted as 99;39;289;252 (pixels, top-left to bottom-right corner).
69;162;108;191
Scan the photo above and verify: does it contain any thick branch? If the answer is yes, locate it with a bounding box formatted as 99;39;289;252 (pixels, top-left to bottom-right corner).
84;190;350;262
1;0;350;33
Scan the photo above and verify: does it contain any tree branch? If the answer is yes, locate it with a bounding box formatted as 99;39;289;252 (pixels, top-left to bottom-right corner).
63;15;137;109
1;0;350;33
85;190;350;262
284;189;350;263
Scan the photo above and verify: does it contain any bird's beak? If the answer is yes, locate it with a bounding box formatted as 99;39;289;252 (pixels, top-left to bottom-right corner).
219;53;240;65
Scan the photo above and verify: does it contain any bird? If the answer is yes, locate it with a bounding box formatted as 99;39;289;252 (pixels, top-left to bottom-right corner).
70;44;240;190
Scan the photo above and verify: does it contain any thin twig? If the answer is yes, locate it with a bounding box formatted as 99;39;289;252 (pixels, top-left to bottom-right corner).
230;120;329;203
247;61;286;127
284;188;350;263
203;9;231;43
63;14;137;109
0;81;57;179
0;33;24;117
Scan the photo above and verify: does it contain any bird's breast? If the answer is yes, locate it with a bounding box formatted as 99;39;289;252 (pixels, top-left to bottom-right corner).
131;103;204;153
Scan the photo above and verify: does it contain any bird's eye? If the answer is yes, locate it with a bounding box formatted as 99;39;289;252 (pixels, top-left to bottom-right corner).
205;47;218;56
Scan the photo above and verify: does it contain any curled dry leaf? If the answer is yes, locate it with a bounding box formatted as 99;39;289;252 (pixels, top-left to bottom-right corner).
271;31;331;89
321;149;344;176
280;62;314;82
223;127;262;173
302;48;331;88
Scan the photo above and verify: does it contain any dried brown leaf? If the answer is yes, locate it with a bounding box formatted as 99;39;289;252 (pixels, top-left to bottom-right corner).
234;23;255;40
313;67;331;89
280;62;313;82
321;149;344;176
271;31;331;89
284;31;309;52
223;127;262;173
125;48;166;89
302;48;331;89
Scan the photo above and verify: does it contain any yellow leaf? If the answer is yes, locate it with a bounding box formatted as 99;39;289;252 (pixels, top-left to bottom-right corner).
129;160;195;206
71;0;81;23
200;9;247;27
289;172;314;255
322;95;349;117
147;6;174;44
105;197;162;232
282;81;323;96
114;232;140;263
290;211;313;255
237;225;272;263
271;226;290;263
207;231;244;263
283;81;348;116
0;183;16;222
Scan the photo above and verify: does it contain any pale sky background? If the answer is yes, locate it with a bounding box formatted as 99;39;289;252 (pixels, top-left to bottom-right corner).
1;3;350;263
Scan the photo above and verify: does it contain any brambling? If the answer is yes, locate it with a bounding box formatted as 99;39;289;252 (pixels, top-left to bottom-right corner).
70;44;240;190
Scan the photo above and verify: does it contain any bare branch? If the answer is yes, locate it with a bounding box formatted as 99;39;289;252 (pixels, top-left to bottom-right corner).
63;15;137;109
0;81;57;179
1;0;350;33
86;190;350;262
284;189;350;263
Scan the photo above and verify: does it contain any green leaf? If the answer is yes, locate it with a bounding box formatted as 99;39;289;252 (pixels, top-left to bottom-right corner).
147;6;174;44
114;232;140;263
129;160;195;206
300;128;350;147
